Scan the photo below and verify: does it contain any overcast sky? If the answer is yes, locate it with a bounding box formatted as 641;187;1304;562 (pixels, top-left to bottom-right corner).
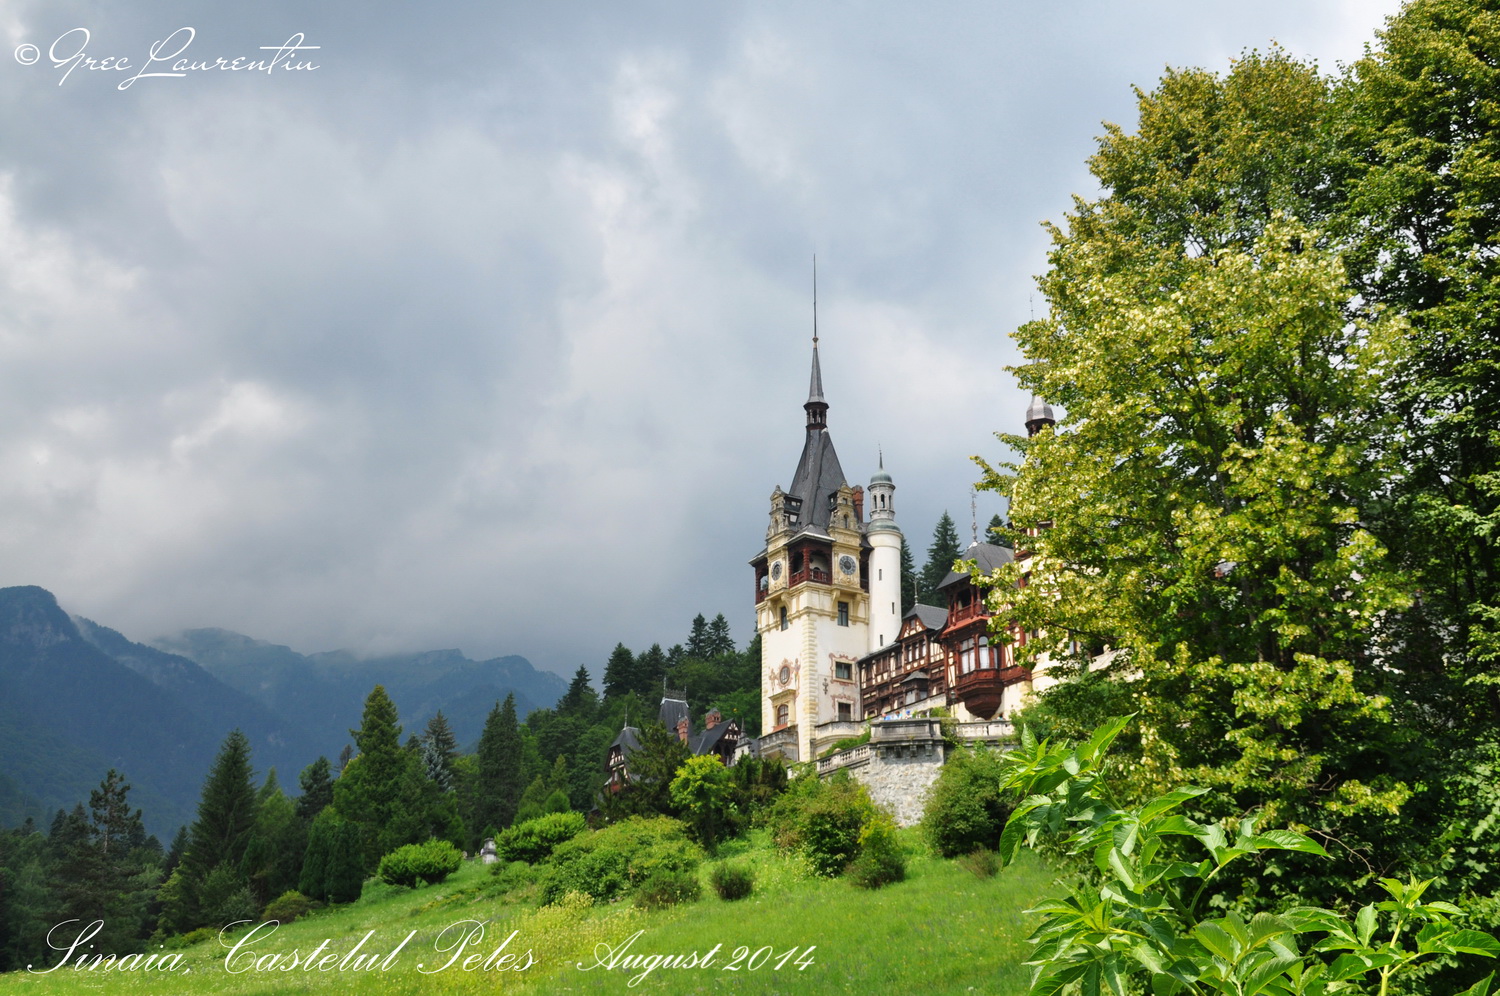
0;0;1402;679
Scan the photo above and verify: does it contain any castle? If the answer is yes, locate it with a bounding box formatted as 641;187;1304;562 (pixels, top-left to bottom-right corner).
749;335;1061;767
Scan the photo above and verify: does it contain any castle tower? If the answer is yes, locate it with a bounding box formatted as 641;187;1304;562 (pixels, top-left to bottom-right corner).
751;334;870;763
865;454;902;651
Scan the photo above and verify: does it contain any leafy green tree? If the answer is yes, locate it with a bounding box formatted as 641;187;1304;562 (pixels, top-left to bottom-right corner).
473;694;523;840
919;512;962;607
240;770;302;909
669;756;735;848
1341;0;1500;735
603;722;689;820
978;48;1413;905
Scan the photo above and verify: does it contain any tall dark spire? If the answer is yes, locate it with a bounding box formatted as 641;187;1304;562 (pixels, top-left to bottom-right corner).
805;256;828;429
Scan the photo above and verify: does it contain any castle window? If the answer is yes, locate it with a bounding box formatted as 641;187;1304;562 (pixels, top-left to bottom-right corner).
779;606;788;631
838;702;852;722
878;568;883;580
838;601;849;626
835;660;852;680
776;703;789;728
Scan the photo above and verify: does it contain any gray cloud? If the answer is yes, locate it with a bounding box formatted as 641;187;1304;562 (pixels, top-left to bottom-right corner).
0;0;1401;676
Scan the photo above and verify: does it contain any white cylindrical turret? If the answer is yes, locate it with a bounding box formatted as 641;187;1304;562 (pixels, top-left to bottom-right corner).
867;462;901;651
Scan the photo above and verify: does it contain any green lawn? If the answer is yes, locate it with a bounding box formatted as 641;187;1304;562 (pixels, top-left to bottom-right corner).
0;834;1052;996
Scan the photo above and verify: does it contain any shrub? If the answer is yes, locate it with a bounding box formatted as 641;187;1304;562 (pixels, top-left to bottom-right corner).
377;839;463;887
956;847;1000;879
261;890;315;924
540;816;703;905
496;812;587;864
632;869;702;909
848;812;905;889
921;745;1012;858
161;927;217;949
799;778;875;876
709;862;755;901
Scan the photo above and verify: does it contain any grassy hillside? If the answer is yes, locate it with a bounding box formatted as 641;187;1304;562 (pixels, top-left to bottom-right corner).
0;831;1052;995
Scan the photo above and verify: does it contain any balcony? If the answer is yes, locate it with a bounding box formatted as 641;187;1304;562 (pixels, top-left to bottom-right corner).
789;567;832;587
952;668;1005;720
758;725;799;763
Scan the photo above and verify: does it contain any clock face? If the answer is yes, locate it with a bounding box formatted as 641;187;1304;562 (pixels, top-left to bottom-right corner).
778;665;791;686
770;561;783;581
839;555;857;575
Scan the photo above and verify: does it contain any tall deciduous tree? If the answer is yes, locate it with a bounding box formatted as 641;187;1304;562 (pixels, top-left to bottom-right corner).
1341;0;1500;732
978;49;1411;903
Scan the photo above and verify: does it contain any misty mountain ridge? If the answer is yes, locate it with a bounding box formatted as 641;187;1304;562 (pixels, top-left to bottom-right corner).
0;585;568;837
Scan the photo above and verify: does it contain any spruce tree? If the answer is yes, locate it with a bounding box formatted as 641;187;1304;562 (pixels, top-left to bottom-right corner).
634;644;668;698
473;694;523;840
88;769;144;859
602;643;635;699
296;757;334;823
421;712;458;792
920;512;963;607
183;730;258;886
706;614;734;656
686;614;710;658
557;666;598;720
240;771;300;908
987;513;1012;549
332;685;407;870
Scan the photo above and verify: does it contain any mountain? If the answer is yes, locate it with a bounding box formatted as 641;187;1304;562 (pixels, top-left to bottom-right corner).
0;586;237;836
151;629;568;751
0;585;568;839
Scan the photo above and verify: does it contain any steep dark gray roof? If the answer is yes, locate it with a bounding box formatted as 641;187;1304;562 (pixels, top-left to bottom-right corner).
787;429;846;531
658;693;690;732
906;603;949;631
610;726;641;755
937;542;1014;591
692;720;740;755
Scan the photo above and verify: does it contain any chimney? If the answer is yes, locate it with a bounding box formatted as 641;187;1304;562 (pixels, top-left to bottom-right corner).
705;709;721;729
676;717;690;743
852;485;864;522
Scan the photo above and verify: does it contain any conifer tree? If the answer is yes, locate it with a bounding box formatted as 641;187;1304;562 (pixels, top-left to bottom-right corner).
183;730;258;886
333;685;408;870
634;644;668;698
421;712;458;792
296;757;334;823
473;694;522;840
240;771;301;909
557;666;598;720
686;613;710;658
706;613;734;656
987;513;1012;549
88;769;144;859
602;643;635;699
920;512;963;607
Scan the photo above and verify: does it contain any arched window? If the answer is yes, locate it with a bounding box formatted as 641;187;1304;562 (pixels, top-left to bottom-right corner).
776;703;789;728
779;606;788;631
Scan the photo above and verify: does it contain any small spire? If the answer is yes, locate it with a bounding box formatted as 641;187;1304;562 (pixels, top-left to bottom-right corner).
878;446;884;470
804;256;829;429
